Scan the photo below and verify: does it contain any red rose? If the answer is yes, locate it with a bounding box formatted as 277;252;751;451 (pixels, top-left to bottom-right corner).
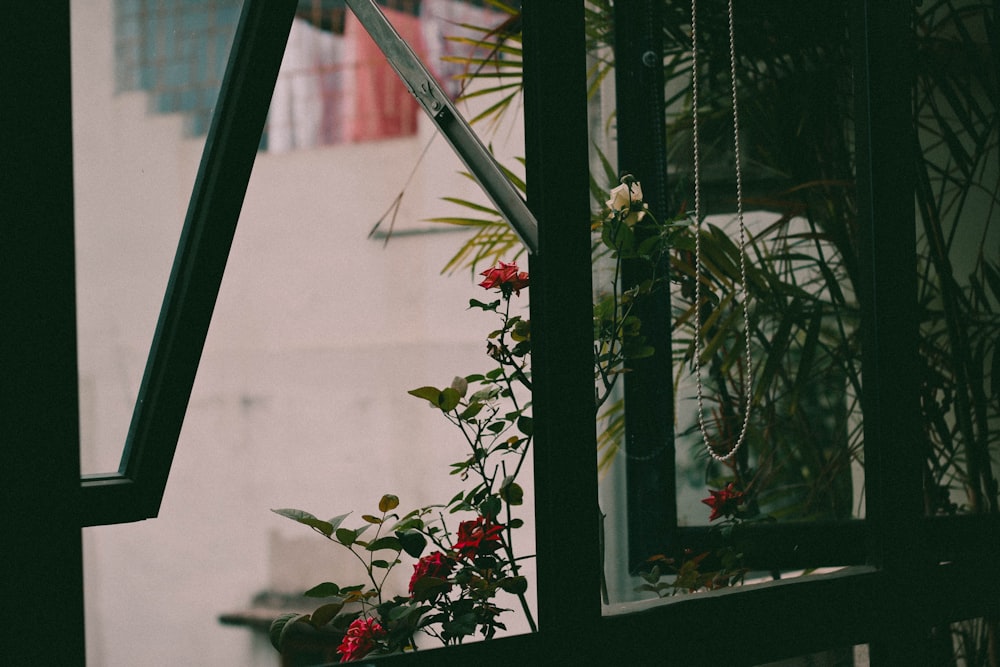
336;616;385;663
408;551;455;599
453;517;504;560
479;261;529;296
701;482;746;521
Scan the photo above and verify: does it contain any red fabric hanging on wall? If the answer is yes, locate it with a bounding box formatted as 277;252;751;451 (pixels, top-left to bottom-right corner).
344;6;423;142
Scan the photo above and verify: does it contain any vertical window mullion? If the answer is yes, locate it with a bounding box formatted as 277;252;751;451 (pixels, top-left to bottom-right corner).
2;1;85;662
852;0;926;663
523;0;602;652
612;0;677;568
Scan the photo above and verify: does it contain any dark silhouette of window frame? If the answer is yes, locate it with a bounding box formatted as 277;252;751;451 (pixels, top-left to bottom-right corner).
72;1;999;665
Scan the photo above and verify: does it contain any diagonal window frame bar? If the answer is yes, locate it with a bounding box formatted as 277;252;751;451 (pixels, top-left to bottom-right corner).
344;0;539;253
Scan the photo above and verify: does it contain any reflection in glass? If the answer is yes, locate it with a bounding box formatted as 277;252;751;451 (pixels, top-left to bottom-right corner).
912;3;999;518
595;2;864;607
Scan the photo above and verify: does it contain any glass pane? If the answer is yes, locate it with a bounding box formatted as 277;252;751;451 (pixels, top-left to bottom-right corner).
912;3;999;518
668;3;862;525
595;1;865;607
83;1;535;664
74;0;243;474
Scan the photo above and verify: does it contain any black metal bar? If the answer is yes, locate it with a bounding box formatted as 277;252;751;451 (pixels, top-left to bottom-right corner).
853;0;923;567
523;0;601;652
604;567;885;666
603;561;998;667
1;1;85;662
852;0;926;664
613;0;678;570
80;473;143;527
345;0;540;254
80;0;299;526
668;520;869;571
649;512;1000;573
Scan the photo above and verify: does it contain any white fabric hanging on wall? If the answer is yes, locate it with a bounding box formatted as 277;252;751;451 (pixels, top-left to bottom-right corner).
267;17;345;153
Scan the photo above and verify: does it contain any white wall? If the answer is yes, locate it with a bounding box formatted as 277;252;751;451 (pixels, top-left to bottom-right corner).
72;2;531;664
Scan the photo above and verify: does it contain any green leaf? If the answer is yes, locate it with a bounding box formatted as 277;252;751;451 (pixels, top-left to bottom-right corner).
460;401;486;420
480;495;502;519
326;512;352;533
411;576;451;600
439;387;462;412
367;536;402;552
389;603;421;621
361;514;383;524
269;613;311;652
303;582;341;598
439;196;502;215
340;584;365;594
336;525;372;546
500;479;524;506
371;559;392;569
469;298;501;311
508;518;524;529
407;386;442;407
379;494;400;512
470;387;499;402
309;602;344;626
391;516;425;533
396;530;427;558
442;612;479;639
497;576;528;595
271;508;334;537
517;415;533;436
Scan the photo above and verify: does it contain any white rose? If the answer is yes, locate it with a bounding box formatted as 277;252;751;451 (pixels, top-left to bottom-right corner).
606;182;633;213
606;181;645;227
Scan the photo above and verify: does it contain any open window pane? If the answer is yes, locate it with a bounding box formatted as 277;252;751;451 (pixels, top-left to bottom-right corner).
83;0;539;663
74;0;245;475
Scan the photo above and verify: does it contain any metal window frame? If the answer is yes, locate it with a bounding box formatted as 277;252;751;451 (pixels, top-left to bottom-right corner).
73;0;1000;664
614;0;1000;585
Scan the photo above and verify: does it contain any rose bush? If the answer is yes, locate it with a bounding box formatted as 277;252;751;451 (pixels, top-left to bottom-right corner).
270;263;535;661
